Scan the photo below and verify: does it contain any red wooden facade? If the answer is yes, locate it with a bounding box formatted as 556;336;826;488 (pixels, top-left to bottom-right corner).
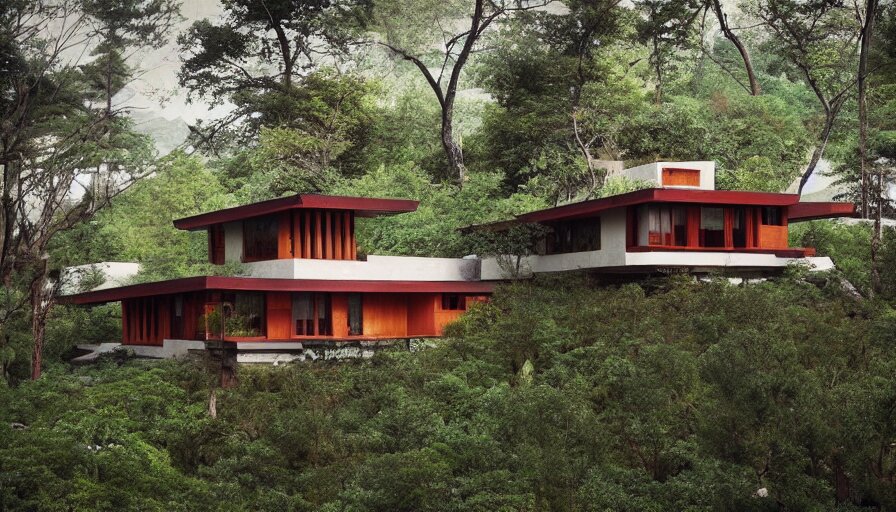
119;290;486;345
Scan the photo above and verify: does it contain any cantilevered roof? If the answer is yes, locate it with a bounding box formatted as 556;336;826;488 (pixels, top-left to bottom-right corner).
173;194;419;231
60;276;496;305
516;189;803;223
464;189;854;228
788;201;857;221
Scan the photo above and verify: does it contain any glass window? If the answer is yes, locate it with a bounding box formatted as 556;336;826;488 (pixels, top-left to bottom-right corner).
293;292;314;336
217;292;265;337
700;207;725;247
761;207;784;226
293;292;332;336
547;217;601;254
441;293;466;311
637;205;688;247
243;215;279;261
348;293;363;336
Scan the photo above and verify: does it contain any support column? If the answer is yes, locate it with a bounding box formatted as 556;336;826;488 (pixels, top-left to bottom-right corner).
303;211;312;258
314;210;322;259
334;212;343;259
343;211;352;259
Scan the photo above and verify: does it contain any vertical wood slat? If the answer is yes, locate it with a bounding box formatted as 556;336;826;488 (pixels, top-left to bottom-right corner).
350;213;357;260
303;211;312;259
686;207;700;248
149;299;156;344
121;300;128;343
745;207;755;248
342;211;352;259
314;211;323;259
723;208;734;248
278;212;293;259
334;212;343;259
292;211;302;258
324;212;333;259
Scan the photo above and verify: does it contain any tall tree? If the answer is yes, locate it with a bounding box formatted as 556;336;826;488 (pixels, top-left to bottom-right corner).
0;0;168;380
755;0;861;194
368;0;551;183
178;0;366;150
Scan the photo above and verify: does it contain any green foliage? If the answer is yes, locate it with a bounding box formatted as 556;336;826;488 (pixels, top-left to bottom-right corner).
333;164;547;257
93;152;233;281
6;277;896;510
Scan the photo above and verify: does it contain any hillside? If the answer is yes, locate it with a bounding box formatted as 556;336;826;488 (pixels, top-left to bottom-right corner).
3;275;896;511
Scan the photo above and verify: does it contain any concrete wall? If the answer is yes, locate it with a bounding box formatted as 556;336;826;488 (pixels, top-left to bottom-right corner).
610;161;715;190
60;262;141;294
481;207;834;278
481;208;628;279
223;222;243;263
243;254;482;281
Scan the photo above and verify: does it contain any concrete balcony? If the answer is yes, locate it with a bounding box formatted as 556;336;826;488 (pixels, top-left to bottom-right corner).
242;254;481;281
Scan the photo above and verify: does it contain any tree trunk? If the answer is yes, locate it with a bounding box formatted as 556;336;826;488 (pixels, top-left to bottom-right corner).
797;108;837;195
858;0;878;219
441;108;465;182
712;0;760;96
29;259;50;380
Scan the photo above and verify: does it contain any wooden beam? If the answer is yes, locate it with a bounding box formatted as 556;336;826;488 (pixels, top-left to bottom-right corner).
278;212;293;259
292;210;303;258
334;212;343;260
303;211;312;258
324;211;334;259
350;213;357;260
343;211;352;259
314;210;323;259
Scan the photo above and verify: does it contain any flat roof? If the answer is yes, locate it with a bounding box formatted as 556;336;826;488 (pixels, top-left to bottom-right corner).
463;189;854;226
173;194;419;231
516;189;803;223
60;276;496;305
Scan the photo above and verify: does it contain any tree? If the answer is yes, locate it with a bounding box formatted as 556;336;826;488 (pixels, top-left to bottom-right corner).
368;0;552;183
755;0;862;194
0;0;173;380
177;0;366;150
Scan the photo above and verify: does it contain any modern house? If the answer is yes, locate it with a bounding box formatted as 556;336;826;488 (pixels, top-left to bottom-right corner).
478;161;854;278
62;161;855;358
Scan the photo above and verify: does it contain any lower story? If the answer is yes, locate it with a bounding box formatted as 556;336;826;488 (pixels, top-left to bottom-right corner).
123;290;487;345
62;276;495;350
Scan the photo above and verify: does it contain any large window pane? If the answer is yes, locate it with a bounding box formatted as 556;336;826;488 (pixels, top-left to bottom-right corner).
348;293;363;336
216;292;265;337
243;215;279;261
293;292;313;335
293;292;332;336
700;207;725;247
638;205;688;247
547;217;601;254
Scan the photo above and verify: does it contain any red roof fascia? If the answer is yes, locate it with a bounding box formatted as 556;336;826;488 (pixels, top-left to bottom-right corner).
173;194;419;231
788;201;857;222
61;276;495;305
516;189;801;223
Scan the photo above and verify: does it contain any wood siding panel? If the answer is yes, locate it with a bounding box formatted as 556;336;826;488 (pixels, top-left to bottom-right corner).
266;292;292;340
334;213;343;260
662;168;701;187
278;212;293;259
362;293;408;337
303;211;312;258
407;294;438;336
343;212;352;259
758;225;789;249
331;293;349;338
314;211;323;259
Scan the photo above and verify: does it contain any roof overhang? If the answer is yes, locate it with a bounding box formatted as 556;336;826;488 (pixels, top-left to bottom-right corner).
60;276;496;305
788;201;857;222
516;189;802;223
173;194;419;231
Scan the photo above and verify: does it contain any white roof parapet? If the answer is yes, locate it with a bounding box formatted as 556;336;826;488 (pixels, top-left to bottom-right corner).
610;161;716;191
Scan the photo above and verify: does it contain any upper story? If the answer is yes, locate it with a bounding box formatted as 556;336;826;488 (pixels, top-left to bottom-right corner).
477;161;856;277
174;194;481;282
